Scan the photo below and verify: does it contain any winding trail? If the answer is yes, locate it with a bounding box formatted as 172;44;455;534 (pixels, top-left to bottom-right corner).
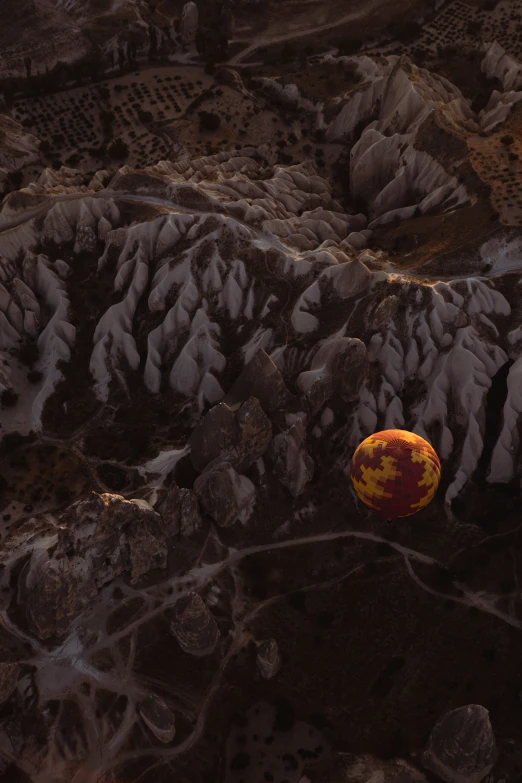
1;506;520;783
228;0;386;65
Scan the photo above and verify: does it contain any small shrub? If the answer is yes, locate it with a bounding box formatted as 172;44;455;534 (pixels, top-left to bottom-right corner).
198;111;221;132
17;340;39;366
501;134;515;146
1;389;19;407
27;370;43;384
8;171;23;187
107;138;129;159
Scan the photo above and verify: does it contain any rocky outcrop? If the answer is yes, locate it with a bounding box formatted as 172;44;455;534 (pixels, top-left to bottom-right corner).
0;663;21;705
256;639;281;680
180;0;198;45
269;419;314;497
179;488;204;536
190;396;272;474
308;753;428;783
297;336;368;414
62;493;172;586
138;696;176;743
421;705;497;783
225;350;292;414
194;461;256;527
157;484;204;537
0;114;40;176
189;402;238;472
21;552;94;641
235;397;273;471
15;492;182;640
170;592;220;656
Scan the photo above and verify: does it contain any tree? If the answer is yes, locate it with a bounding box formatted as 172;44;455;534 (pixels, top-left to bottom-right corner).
198;111;221;131
8;171;23;188
467;20;482;36
501;134;515;146
108;138;129;159
1;389;19;408
24;56;32;80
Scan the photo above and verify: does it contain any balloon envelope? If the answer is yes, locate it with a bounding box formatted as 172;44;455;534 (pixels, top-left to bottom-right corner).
351;429;441;519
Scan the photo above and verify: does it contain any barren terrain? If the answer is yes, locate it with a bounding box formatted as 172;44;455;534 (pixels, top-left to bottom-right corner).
2;0;522;781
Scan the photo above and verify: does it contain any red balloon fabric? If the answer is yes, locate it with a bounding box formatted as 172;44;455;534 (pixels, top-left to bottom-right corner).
351;429;441;519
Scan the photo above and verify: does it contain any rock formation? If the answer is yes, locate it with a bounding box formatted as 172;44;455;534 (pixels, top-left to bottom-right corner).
138;696;176;743
180;1;199;45
157;484;204;537
256;638;281;680
170;592;220;656
269;418;314;497
194;461;256;527
0;114;40;190
297;336;368;414
421;705;497;783
4;492;188;640
190;395;272;473
0;663;21;705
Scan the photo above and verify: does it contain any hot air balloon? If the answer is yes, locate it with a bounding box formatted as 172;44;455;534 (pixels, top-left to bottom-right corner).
350;429;440;520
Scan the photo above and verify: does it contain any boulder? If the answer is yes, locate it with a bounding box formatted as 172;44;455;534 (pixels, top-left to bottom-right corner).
170;592;220;657
22;552;94;640
224;350;292;414
189;396;272;475
194;461;256;527
63;493;172;587
157;484;203;537
421;705;497;783
308;753;428;783
327;257;372;300
0;663;21;704
269;419;314;497
74;225;97;254
235;397;272;470
371;294;399;330
345;231;367;249
339;338;368;402
138;696;176;743
297;337;368;413
17;492;180;639
179;488;204;536
256;639;281;680
189;402;238;473
157;483;182;536
127;516;168;584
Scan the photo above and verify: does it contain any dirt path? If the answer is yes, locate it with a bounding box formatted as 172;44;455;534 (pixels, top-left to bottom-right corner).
228;0;386;65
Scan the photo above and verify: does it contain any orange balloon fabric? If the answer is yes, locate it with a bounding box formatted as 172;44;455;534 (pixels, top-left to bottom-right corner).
351;429;441;519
